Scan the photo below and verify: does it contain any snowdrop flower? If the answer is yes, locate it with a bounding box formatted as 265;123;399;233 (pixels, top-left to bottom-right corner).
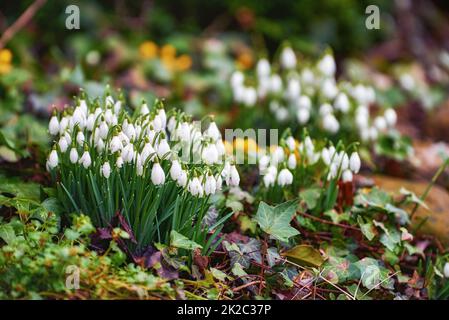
70;148;79;164
444;262;449;278
99;121;109;139
58;136;68;153
204;175;217;195
277;168;293;186
256;58;271;79
152;115;163;132
158;109;167;128
229;165;240;186
349;152;361;173
76;131;85;146
124;123;136;140
141;142;155;162
59;117;69;135
269;74;283;93
110;135;122;153
202;144;219;164
288;153;297;169
167;116;177;133
72;107;86;129
113;100;122;114
215;175;223;191
116;156;124;169
47;149;59;169
121;144;134;163
101;162;111;179
340;152;349;171
301;68;315;85
170;160;182;180
323;113;340;134
286;136;296;151
280;47;297;69
327;162;338;180
79;150;92;168
177;170;188;187
322;78;338;99
231;71;244;88
157;139;170;158
96;138;105;152
151;163;165;185
259;154;270;172
86;114;95;131
141;103;150;115
275;107;289;122
49;116;60;135
243;87;257;107
296;108;310;124
384;108;397;127
319;103;333;116
188;177;203;196
374;116;387;132
321;148;331;165
369;127;378;141
298;95;311;110
271;146;285;164
105;95;114;107
104;109;114;124
334;92;350;113
216;139;226;157
317;54;336;77
263;172;276;188
205;122;220;141
287;78;301;100
342;169;353;182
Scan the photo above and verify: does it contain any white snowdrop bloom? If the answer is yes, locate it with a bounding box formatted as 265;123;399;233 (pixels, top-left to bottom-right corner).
327;163;338;180
105;95;114;107
288;153;297;169
322;113;340;134
286;136;296;151
59;117;69;135
110;135;122;153
334;92;350;113
49;116;60;135
263;173;276;188
374;116;387;132
152;115;163;132
365;87;376;104
304;136;314;153
76;131;85;146
233;85;245;103
113;100;122;114
322;78;338;99
269;100;280;113
280;47;297;69
104;109;113;124
101;162;111;179
319;103;333;116
151;163;165;185
141;103;150;115
94;107;102;118
444;262;449;278
158;109;167;128
124;123;136;140
47;150;59;169
355;111;369;128
360;128;370;142
301;68;315;85
167;116;177;133
170;160;182;181
277;168;293;186
86;114;95;131
317;54;336;77
229;165;240;186
257;77;270;98
98;121;109;139
121;144;134;163
269;74;283;93
298;95;312;110
204;175;217;195
349;152;361;173
96;138;105;152
230;71;244;88
79;151;92;168
267;165;278;177
256;58;271;79
321;147;331;165
58;136;68;153
141;142;155;162
72;107;86;129
202;144;219;164
296;108;310;124
116;156;124;168
275;107;289;122
384;108;397;127
287;78;301;100
176;122;191;143
69;148;79;164
205;122;220;141
369;127;378;141
308;152;321;164
351;84;370;105
342;169;353;182
136;155;144;176
259;154;271;172
216;139;226;157
135;124;142;138
146;129;156;144
79;100;88;116
177;170;188;187
156;139;170;158
272;146;285;164
340;153;349;171
215;175;223;191
188;177;202;196
399;73;415;91
243;87;257;107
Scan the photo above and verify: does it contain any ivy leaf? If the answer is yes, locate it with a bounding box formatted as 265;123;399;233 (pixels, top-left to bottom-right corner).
0;224;16;245
300;188;321;210
231;262;247;277
282;244;324;268
210;268;231;282
357;216;376;241
254;200;299;242
400;188;429;210
170;230;202;250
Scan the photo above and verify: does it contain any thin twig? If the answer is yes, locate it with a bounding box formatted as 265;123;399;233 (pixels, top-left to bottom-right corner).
0;0;47;50
296;211;361;232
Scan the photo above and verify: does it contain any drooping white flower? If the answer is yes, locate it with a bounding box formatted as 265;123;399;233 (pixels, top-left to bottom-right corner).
170;160;182;181
243;87;257;107
188;177;203;196
277;168;293;186
322;113;340;134
76;131;85;146
340;152;349;171
202;144;219;165
286;136;296;151
288;153;297;169
113;100;122;114
269;74;283;93
158;109;167;129
121;143;134;163
47;149;59;169
256;58;271;79
58;136;68;153
79;150;92;168
317;53;336;77
374;116;387;132
229;165;240;186
96;138;105;152
286;78;301;100
230;71;244;88
334;92;350;113
271;146;285;164
59;117;69;135
216;139;226;157
69;148;79;164
275;107;289;122
86;114;95;131
342;169;353;182
322;78;338;99
99;121;109;139
49;116;60;135
101;162;111;179
110;135;122;153
204;175;217;195
205;122;220;141
152;115;163;132
141;142;155;162
177;170;188;187
384;108;397;127
280;47;297;69
151;163;165;185
327;162;338;180
71;107;86;129
444;262;449;278
215;175;223;191
167;116;177;133
157;139;170;158
319;103;333;116
263;172;276;188
259;154;270;172
140;103;150;115
116;156;124;168
124;123;136;140
296;108;310;124
349;152;361;173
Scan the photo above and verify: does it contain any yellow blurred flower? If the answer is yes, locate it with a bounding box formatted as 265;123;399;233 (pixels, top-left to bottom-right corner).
160;44;176;59
236;51;253;70
0;49;13;75
175;54;192;71
139;41;158;59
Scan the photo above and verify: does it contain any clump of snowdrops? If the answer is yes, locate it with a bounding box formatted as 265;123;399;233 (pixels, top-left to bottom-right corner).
230;46;398;144
257;130;361;207
46;89;240;253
